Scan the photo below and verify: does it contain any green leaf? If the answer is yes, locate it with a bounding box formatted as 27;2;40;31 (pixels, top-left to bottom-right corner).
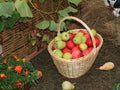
49;20;58;32
35;20;50;30
112;83;120;90
68;0;82;6
39;0;45;4
0;2;15;18
15;0;33;17
58;10;69;17
58;6;78;17
65;6;78;13
5;11;20;28
0;20;5;32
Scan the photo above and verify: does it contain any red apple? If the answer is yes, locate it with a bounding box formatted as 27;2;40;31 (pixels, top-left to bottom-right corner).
62;47;71;54
79;29;88;35
95;36;100;47
66;40;75;49
72;48;83;59
69;32;75;40
84;33;90;39
82;49;90;56
88;47;93;52
71;46;79;52
86;38;93;47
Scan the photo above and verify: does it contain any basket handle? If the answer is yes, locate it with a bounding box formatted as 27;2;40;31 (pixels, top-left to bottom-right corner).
57;16;96;52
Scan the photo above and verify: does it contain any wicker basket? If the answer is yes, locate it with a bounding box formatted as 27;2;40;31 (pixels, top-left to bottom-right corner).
48;16;103;78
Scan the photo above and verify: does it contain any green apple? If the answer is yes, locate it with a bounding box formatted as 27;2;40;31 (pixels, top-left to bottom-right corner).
53;49;63;58
73;36;82;44
79;43;88;51
81;36;87;43
91;29;97;36
56;40;66;49
61;32;70;41
54;36;61;43
63;52;72;60
75;32;83;37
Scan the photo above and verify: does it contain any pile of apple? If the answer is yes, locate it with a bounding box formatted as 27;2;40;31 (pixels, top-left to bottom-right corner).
52;29;100;60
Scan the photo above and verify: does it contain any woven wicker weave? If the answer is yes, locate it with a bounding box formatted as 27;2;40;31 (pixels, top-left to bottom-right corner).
48;16;103;78
0;9;47;60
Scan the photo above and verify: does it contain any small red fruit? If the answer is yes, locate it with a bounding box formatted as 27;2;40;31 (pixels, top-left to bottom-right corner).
62;47;71;54
66;40;75;49
88;47;93;52
24;70;29;76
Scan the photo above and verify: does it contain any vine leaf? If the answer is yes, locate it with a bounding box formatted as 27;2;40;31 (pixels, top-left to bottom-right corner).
0;21;5;32
58;6;78;17
35;20;50;30
68;0;82;6
49;20;58;32
0;2;15;18
6;11;20;28
15;0;33;17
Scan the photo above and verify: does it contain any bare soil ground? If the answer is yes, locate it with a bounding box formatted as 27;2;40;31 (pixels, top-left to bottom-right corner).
30;0;120;90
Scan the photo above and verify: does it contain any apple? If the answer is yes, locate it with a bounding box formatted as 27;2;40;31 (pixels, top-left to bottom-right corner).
69;32;75;40
66;40;75;49
56;40;66;49
91;29;97;36
79;43;88;51
75;32;83;37
54;36;61;43
95;36;100;47
84;33;90;39
62;47;71;54
73;36;82;44
63;52;72;59
88;47;93;52
72;48;83;59
61;32;70;41
53;49;63;58
79;29;88;35
86;38;93;47
82;49;90;56
71;46;79;52
81;36;87;43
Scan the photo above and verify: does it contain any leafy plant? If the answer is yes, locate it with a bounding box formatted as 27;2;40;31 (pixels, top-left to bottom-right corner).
0;55;42;90
0;0;33;32
35;0;82;32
